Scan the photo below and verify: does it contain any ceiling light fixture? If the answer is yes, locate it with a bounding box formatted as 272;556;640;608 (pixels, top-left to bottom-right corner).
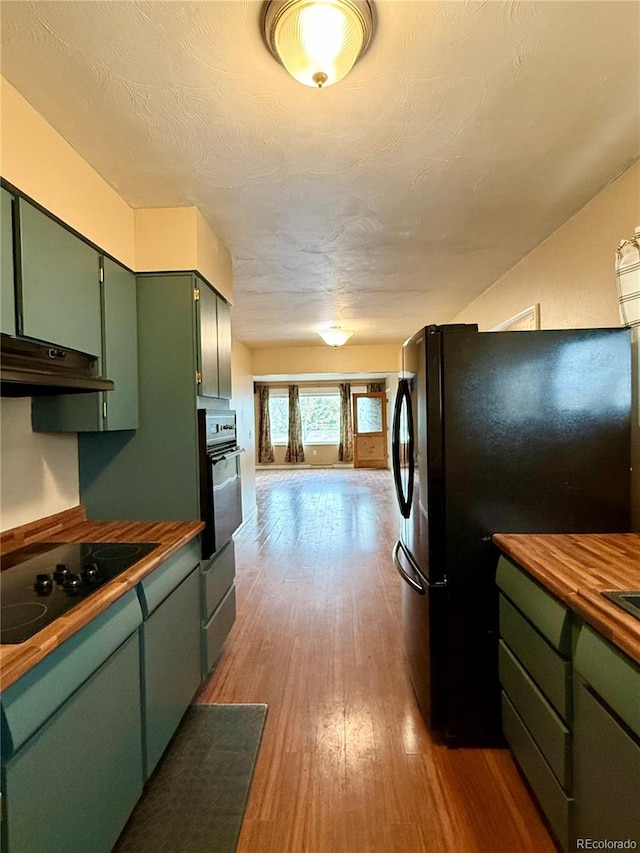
262;0;375;89
318;326;353;347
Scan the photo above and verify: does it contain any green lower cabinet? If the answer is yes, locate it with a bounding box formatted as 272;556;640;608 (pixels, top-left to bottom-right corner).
502;693;573;850
0;633;143;853
573;629;640;842
498;553;640;851
497;557;574;850
140;566;202;778
200;539;236;678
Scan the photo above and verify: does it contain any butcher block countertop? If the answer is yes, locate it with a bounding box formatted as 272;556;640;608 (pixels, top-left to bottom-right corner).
493;533;640;666
1;506;204;691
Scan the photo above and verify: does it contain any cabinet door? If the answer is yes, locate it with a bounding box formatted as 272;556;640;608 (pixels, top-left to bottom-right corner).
102;256;138;430
217;293;232;399
31;257;139;432
141;567;201;778
198;279;219;398
1;633;143;853
573;677;640;841
1;188;16;335
17;198;101;356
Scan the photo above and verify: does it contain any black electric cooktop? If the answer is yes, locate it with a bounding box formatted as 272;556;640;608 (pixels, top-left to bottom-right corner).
1;541;160;644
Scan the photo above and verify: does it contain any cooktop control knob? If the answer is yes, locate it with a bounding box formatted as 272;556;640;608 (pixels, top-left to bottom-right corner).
34;573;53;593
53;563;70;581
62;573;82;591
81;562;100;582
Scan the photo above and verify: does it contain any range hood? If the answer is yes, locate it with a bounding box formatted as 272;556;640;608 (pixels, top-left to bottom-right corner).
1;334;115;397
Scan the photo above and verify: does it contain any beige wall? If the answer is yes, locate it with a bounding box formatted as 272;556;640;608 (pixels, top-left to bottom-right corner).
251;343;401;376
135;207;233;303
454;160;639;331
230;339;257;521
0;79;233;530
453;159;640;529
1;77;136;268
0;398;79;530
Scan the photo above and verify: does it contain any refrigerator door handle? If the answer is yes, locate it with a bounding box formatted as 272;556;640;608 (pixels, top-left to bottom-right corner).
392;379;414;518
393;540;425;595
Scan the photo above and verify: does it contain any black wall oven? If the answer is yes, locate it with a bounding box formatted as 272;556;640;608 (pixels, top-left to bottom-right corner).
198;410;244;560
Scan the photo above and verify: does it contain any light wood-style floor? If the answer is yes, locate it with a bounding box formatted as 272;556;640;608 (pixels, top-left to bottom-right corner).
197;469;557;853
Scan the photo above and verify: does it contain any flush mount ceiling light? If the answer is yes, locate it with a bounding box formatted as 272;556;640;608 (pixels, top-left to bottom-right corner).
318;326;353;346
262;0;375;89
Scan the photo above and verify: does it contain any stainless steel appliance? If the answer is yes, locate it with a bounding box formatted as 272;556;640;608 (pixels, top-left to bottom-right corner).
0;541;159;643
392;324;631;746
198;410;244;560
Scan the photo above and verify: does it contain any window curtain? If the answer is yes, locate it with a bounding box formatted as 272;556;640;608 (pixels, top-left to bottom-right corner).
367;382;385;393
257;383;275;463
338;382;354;463
285;384;305;463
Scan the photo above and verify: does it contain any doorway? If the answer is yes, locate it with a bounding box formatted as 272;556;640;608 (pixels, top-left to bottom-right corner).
352;391;388;468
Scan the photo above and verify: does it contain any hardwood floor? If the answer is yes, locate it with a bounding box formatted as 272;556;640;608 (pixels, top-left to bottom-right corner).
197;469;557;853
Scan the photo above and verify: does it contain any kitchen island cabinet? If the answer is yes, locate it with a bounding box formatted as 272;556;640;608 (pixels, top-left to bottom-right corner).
496;556;574;851
572;627;640;842
493;533;640;851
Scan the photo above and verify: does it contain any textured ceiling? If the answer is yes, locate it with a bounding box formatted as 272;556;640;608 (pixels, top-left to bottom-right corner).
1;1;639;349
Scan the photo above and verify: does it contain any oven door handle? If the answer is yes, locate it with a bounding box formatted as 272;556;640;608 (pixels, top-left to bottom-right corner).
209;447;245;463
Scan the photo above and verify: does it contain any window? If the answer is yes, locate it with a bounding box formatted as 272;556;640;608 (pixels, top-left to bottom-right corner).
269;390;342;445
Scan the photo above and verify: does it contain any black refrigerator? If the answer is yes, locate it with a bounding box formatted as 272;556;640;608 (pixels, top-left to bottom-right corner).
391;323;631;747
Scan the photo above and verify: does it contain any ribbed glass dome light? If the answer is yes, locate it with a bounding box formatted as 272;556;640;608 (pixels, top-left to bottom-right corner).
263;0;374;89
318;326;353;346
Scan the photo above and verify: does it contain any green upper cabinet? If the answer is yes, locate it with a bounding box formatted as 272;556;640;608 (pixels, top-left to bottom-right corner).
198;278;219;398
1;188;16;336
101;257;139;430
17;198;101;356
216;293;232;399
196;276;232;400
32;256;139;433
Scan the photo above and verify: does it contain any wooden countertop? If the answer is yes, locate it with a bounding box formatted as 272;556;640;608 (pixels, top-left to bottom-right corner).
1;507;204;691
492;533;640;665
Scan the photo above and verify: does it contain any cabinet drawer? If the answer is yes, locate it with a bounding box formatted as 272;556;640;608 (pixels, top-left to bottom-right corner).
202;539;235;620
499;640;571;789
202;585;236;677
502;692;572;852
500;595;571;720
0;589;142;758
574;626;640;738
496;556;572;654
137;539;200;617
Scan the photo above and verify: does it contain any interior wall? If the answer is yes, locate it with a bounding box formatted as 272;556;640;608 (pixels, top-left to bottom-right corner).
0;398;79;530
453;159;640;529
0;79;234;530
231;339;257;521
251;343;401;376
1;77;136;268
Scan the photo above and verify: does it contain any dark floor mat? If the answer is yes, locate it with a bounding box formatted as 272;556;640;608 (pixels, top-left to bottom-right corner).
114;703;267;853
